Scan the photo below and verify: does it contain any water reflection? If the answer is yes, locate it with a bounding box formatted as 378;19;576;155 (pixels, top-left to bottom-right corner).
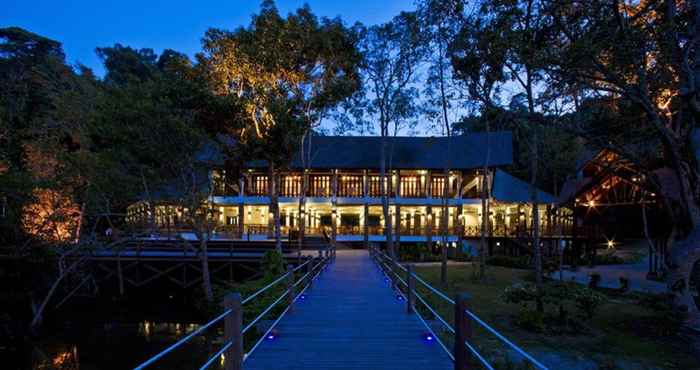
31;320;214;370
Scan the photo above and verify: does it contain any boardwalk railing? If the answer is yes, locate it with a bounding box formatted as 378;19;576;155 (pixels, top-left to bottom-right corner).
369;245;548;370
133;245;336;370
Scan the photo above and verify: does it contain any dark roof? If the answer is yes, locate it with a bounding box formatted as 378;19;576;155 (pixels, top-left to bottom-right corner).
492;169;556;204
245;132;513;170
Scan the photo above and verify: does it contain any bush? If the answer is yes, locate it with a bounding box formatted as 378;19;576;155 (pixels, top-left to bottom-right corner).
595;253;626;265
261;250;287;278
487;255;530;269
514;308;545;332
588;273;601;289
572;288;606;319
399;243;439;262
502;283;539;306
619;276;629;292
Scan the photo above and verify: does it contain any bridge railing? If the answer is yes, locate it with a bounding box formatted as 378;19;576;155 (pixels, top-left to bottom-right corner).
133;244;336;370
369;245;548;370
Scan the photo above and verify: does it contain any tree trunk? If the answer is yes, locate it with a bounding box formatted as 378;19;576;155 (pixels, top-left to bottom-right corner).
666;227;700;326
200;238;214;303
530;129;543;313
268;164;282;253
380;137;394;259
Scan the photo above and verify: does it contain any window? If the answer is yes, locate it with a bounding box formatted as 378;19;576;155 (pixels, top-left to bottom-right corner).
281;175;301;196
251;175;268;195
400;176;420;197
338;175;363;197
431;177;445;198
309;175;331;197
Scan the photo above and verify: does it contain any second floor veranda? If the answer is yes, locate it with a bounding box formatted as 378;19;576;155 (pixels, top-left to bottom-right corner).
211;169;489;199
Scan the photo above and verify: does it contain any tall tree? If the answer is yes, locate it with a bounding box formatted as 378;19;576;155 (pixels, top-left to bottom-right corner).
450;0;551;305
198;1;360;251
355;12;426;259
418;0;466;286
543;0;700;324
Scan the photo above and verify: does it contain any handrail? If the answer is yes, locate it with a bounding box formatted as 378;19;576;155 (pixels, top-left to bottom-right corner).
199;341;232;370
368;244;548;370
133;309;232;369
135;243;336;370
242;271;291;305
412;272;455;305
465;309;548;370
244;253;330;361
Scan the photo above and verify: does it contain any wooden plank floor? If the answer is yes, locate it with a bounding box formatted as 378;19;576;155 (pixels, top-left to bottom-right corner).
244;249;453;370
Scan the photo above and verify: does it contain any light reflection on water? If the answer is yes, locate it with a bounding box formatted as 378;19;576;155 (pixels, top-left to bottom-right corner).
31;320;224;370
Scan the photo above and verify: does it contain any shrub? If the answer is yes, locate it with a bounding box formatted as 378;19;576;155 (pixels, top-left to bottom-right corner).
514;308;545;332
572;288;606;320
502;283;538;306
619;276;629;292
596;253;626;265
399;243;438;262
487;255;530;269
261;250;286;278
588;273;601;289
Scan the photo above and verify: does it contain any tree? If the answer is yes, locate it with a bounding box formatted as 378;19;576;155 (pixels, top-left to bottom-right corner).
354;12;426;259
450;0;552;307
198;0;360;251
542;1;700;324
418;0;467;287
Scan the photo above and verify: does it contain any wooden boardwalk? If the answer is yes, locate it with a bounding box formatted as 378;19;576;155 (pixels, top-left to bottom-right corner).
244;249;453;370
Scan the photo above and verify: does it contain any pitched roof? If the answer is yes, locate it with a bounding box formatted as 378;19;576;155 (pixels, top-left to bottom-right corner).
492;169;556;204
245;132;513;170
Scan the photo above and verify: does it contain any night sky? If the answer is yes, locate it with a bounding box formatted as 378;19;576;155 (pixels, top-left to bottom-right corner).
3;0;415;77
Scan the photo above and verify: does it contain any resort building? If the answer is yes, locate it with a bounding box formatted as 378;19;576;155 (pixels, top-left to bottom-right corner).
127;133;573;249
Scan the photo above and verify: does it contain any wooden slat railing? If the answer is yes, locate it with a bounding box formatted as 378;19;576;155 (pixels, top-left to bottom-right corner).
369;245;549;370
133;243;336;370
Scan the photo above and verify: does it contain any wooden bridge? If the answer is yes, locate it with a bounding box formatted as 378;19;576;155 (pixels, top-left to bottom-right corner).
243;249;452;370
133;245;549;370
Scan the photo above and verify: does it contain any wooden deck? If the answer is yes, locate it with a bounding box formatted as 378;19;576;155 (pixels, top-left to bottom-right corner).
244;249;453;370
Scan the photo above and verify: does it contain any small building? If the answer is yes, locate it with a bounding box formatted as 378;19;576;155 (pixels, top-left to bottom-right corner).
127;132;571;249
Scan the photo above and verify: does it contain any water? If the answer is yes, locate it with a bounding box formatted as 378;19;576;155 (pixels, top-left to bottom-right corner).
8;295;230;370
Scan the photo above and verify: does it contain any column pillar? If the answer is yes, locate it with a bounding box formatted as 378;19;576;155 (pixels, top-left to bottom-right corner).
363;202;369;249
395;204;401;248
238;203;244;238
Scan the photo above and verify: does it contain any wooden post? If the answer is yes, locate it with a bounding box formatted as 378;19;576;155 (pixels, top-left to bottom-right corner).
223;293;242;370
406;264;414;314
286;265;294;312
454;293;472;370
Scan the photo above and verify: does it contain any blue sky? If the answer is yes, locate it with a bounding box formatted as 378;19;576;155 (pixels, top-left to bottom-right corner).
2;0;415;76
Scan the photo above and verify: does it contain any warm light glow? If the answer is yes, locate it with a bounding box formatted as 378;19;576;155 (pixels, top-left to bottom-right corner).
22;188;80;242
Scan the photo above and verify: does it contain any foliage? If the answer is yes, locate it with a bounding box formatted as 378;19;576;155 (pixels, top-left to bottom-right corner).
398;243;440;262
198;0;360;164
502;280;607;329
595;253;626;265
261;250;287;279
487;255;530;269
571;287;606;320
588;273;601;289
618;276;630;293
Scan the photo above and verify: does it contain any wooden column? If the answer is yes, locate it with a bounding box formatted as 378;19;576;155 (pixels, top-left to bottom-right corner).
426;170;432;199
363;202;369;249
426;206;433;246
224;293;243;370
332;170;338;247
395;204;401;247
454;293;473;370
237;203;244;238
